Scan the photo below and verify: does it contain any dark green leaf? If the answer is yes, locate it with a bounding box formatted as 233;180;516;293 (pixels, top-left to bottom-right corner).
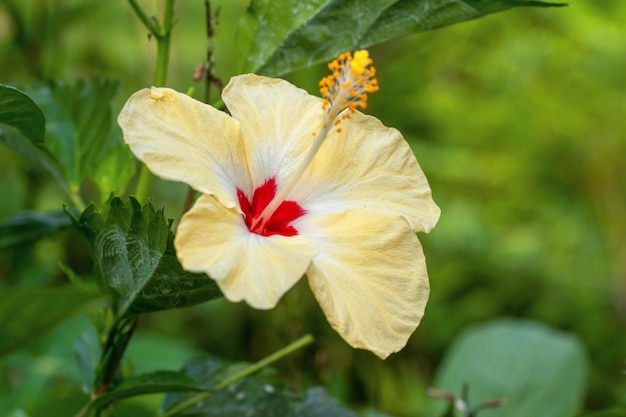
162;356;358;417
0;84;45;143
240;0;565;76
25;78;134;200
576;410;626;417
0;210;71;248
430;318;587;417
0;285;100;357
0;85;66;189
69;196;222;317
89;371;210;411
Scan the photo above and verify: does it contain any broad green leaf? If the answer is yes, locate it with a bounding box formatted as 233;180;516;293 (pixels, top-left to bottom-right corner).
0;210;71;248
25;78;134;201
89;371;210;411
0;85;66;189
162;356;359;417
430;318;587;417
239;0;565;76
0;285;100;357
69;196;222;317
0;314;93;416
0;84;45;143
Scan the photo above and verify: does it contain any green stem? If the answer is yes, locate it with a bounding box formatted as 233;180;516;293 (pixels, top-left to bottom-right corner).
129;0;176;203
127;0;160;34
153;0;175;87
158;334;315;417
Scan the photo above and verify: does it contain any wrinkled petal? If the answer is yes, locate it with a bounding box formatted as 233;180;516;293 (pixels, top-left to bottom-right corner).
293;111;440;233
222;74;322;188
118;87;251;207
302;209;430;359
175;194;318;309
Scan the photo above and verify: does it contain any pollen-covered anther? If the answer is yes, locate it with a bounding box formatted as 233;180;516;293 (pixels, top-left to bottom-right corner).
318;49;379;121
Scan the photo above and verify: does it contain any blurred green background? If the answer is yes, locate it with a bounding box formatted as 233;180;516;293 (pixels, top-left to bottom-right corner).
0;1;625;416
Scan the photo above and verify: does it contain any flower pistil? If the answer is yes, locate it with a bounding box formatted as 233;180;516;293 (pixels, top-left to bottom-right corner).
249;50;379;233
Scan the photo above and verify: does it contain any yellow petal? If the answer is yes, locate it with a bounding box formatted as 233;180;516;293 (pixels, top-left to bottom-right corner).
222;74;322;188
175;194;318;309
118;87;251;208
293;111;440;233
303;209;430;359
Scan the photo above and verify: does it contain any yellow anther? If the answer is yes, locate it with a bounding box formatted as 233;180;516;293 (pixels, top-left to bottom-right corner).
350;50;369;76
315;49;379;146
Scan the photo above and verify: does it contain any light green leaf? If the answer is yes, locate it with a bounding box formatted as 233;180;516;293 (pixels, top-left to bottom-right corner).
430;318;587;417
239;0;565;76
91;137;136;204
0;285;100;357
0;210;71;248
69;196;222;317
25;78;134;201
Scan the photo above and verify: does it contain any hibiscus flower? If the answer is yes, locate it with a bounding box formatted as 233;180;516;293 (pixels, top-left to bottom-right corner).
118;51;440;358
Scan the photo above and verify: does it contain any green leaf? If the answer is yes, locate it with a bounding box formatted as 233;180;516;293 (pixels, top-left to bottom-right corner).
89;371;210;411
240;0;565;76
0;285;100;357
0;210;72;248
430;318;588;417
0;84;45;143
25;78;134;201
162;357;359;417
576;410;626;417
69;196;222;317
91;138;136;204
0;85;66;190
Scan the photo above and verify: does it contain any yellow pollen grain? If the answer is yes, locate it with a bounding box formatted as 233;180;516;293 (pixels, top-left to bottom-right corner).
318;49;379;119
350;50;369;76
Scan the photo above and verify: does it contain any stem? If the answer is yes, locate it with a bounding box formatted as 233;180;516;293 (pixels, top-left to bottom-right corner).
180;0;222;216
158;334;315;417
153;1;174;87
74;317;139;417
127;0;160;34
95;317;139;395
130;0;176;203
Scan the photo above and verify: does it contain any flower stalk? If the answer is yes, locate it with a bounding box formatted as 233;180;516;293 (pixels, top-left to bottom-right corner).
128;0;176;203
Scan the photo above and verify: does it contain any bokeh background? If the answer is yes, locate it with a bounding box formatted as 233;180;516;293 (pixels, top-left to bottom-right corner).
0;1;625;416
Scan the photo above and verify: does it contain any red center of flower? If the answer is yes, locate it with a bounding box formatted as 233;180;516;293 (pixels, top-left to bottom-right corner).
236;177;306;237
